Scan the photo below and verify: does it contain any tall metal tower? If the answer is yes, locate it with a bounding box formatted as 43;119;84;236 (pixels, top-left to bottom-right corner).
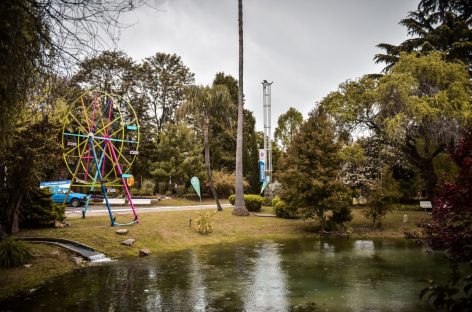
262;80;273;184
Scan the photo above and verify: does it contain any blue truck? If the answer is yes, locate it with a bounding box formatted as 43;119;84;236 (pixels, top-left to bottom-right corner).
40;180;88;207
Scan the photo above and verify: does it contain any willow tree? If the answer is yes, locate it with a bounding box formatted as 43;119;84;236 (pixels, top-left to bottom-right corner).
322;52;472;197
180;85;232;211
233;0;249;216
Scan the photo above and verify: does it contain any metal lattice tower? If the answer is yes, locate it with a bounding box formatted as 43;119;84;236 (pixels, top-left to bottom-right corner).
262;80;273;183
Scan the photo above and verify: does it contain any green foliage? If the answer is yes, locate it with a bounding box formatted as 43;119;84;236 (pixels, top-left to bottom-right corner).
228;195;235;205
228;194;263;212
433;152;459;182
151;122;205;186
272;196;298;218
211;170;249;198
139;179;155;196
21;188;65;228
193;211;215;235
0;239;32;268
141;52;195;131
244;195;264;212
274;107;303;151
327;205;353;232
420;272;472;312
262;197;272;206
323;52;471;197
279;107;350;232
364;169;402;229
375;0;472;73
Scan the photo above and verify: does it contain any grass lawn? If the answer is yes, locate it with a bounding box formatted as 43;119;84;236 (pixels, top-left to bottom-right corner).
1;204;430;300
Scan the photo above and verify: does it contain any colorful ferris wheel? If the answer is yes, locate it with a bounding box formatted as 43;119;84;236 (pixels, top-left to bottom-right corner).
61;90;140;226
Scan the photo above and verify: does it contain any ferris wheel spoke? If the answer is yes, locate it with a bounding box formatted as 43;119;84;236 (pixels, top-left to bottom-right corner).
80;96;92;131
67;111;89;134
63;139;88;156
108;140;133;167
94;117;121;137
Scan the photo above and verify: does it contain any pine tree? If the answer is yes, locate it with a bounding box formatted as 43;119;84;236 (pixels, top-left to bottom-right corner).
279;107;350;233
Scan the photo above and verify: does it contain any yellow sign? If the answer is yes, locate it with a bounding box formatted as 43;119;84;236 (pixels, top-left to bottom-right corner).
127;175;135;187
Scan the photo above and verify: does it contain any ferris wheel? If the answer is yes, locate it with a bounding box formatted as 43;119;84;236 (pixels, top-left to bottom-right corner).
61;90;140;226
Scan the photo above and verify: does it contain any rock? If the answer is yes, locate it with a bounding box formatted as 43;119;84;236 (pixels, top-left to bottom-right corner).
54;220;64;228
139;248;151;257
116;229;129;235
72;256;83;265
24;264;32;268
121;239;135;247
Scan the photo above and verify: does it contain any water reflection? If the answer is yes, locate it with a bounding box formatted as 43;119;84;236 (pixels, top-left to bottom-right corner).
0;239;451;312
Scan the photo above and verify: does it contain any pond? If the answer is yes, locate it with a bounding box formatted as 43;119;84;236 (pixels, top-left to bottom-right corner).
1;238;450;312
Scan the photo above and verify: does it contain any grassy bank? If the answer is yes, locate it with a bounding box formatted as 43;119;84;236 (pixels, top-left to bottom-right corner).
1;205;429;300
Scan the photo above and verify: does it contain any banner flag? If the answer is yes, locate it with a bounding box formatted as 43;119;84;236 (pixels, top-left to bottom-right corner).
190;176;201;199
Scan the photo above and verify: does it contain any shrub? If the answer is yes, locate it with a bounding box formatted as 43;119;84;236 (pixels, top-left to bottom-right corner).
193;211;215;235
130;187;140;196
183;193;199;200
272;197;298;218
262;197;272;206
364;169;401;229
327;205;353;232
228;195;235;205
245;195;263;212
228;194;264;212
175;185;187;197
0;239;32;268
212;170;249;198
21;188;65;227
140;179;155;196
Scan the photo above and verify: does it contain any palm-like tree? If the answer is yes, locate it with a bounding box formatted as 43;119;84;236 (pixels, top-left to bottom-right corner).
233;0;249;216
180;85;232;211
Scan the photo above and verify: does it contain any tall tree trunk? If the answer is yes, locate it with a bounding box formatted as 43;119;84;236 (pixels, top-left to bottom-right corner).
10;195;22;234
204;120;222;211
420;159;438;199
233;0;249;216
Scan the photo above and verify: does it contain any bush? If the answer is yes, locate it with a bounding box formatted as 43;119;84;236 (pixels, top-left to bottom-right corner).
272;197;298;218
327;206;353;232
262;197;272;206
193;211;215;235
228;194;264;212
0;239;32;268
175;185;186;197
183;193;199;200
140;179;155;195
21;188;65;227
130;187;140;196
228;195;235;205
211;171;250;198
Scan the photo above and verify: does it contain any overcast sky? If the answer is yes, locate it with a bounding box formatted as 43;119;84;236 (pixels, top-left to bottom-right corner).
117;0;418;131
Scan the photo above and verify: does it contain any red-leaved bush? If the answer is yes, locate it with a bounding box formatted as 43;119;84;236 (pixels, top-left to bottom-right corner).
420;129;472;262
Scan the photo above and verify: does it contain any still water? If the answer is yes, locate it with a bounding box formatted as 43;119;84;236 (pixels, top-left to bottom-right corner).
1;239;449;312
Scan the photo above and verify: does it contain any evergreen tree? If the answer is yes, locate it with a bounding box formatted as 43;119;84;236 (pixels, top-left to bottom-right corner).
375;0;472;73
279;107;350;233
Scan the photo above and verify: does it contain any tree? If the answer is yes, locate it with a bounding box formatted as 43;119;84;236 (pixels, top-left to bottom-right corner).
322;52;471;197
418;128;472;311
151;122;205;187
141;53;195;131
71;50;155;181
375;0;472;73
233;0;249;216
363;168;401;229
180;85;232;211
0;0;145;234
274;107;303;151
72;51;137;95
279;107;350;233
